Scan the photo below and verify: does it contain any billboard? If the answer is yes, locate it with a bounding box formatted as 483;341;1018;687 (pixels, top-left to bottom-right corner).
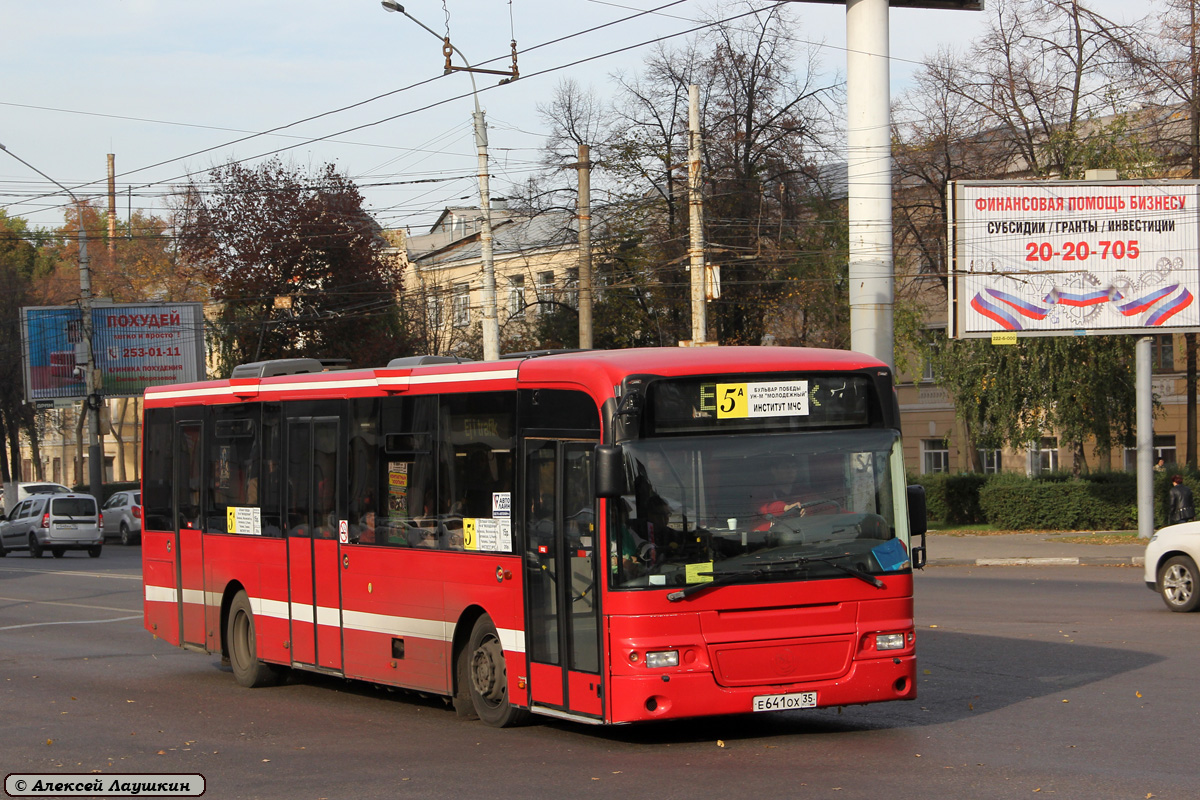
948;180;1200;339
21;303;206;403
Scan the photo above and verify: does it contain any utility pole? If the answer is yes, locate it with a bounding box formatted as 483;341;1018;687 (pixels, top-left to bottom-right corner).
575;144;594;350
380;0;518;363
0;142;103;501
107;154;117;256
473;108;500;361
687;84;707;344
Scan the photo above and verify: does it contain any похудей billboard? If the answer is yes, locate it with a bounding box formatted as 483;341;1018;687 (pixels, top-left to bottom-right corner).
21;303;205;402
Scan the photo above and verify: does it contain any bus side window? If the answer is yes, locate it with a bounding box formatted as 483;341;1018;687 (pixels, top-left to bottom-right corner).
381;396;438;547
143;409;174;531
440;392;515;553
348;398;380;545
209;410;258;534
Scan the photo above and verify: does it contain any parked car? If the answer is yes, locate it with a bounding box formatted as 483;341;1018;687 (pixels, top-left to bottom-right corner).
1144;521;1200;612
101;490;142;545
0;493;102;558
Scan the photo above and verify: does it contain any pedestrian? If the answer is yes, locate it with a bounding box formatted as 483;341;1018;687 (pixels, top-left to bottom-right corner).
1168;474;1195;524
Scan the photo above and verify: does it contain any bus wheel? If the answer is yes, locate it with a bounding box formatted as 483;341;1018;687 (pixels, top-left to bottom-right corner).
227;591;281;688
465;615;529;727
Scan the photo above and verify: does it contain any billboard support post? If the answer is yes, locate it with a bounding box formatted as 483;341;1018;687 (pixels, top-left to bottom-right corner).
1138;337;1155;538
846;0;893;368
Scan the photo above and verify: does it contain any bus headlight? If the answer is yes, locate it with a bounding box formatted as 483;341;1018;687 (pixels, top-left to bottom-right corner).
875;633;906;651
645;650;679;668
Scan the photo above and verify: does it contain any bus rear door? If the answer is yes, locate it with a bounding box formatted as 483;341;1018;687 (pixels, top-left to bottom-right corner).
175;415;206;651
286;416;344;672
524;438;603;721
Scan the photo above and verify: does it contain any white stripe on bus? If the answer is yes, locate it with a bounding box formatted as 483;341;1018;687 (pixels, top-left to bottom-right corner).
145;585;526;654
146;368;521;402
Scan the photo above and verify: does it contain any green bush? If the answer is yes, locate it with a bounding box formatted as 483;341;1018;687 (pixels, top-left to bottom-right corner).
979;476;1136;530
909;473;988;525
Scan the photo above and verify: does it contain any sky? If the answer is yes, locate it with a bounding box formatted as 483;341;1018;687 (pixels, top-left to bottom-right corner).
0;0;1141;235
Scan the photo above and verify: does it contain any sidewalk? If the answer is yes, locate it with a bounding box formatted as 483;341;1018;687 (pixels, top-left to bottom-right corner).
924;531;1147;567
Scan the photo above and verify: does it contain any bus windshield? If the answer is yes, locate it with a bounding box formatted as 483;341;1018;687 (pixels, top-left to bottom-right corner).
609;428;910;590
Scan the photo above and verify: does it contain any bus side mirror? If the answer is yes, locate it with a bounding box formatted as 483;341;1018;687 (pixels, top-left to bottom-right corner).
595;445;629;498
907;484;927;569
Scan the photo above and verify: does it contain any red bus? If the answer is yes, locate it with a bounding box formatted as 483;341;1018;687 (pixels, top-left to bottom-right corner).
141;346;926;727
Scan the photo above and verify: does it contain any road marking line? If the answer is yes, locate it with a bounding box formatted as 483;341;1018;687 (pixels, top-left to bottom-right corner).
0;595;138;613
0;566;140;581
0;614;142;631
976;557;1080;566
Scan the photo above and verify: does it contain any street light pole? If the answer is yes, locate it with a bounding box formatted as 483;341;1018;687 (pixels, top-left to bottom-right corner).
0;142;103;500
381;1;500;361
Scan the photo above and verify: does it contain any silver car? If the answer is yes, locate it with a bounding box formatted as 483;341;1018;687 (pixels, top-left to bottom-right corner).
0;493;103;558
101;490;142;545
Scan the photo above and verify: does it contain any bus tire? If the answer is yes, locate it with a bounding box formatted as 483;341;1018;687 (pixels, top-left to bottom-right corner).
227;591;281;688
464;615;529;727
1159;555;1200;612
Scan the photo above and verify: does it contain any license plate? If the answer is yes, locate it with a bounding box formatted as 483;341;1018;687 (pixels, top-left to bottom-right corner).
56;523;77;531
752;691;817;712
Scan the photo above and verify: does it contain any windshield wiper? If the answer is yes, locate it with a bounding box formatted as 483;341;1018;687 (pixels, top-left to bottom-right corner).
666;566;765;602
665;554;884;602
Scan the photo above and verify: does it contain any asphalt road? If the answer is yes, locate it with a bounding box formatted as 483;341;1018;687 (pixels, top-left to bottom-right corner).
1;549;1195;800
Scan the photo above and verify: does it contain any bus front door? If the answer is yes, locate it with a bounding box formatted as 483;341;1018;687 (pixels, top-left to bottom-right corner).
286;417;344;672
524;439;603;721
175;418;206;651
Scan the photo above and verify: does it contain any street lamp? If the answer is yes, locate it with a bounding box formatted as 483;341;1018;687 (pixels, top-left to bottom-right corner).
0;141;104;502
381;1;501;361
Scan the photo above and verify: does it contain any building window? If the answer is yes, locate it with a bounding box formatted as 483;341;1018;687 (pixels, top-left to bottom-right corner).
536;271;555;313
564;268;579;308
1124;435;1176;471
426;294;444;329
922;439;950;474
1031;437;1059;473
978;448;1002;474
921;326;945;383
452;284;470;328
1153;334;1175;372
508;276;526;318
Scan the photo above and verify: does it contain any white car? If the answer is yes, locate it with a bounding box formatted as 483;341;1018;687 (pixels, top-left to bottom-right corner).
1144;522;1200;612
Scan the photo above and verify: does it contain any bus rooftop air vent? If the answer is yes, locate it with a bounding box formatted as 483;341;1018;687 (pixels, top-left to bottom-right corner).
499;349;588;360
385;355;474;368
231;358;328;379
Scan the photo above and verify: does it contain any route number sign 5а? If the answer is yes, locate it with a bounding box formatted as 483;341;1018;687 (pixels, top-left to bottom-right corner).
716;381;810;419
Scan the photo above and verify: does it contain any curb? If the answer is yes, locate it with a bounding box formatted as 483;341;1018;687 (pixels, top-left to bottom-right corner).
928;556;1145;568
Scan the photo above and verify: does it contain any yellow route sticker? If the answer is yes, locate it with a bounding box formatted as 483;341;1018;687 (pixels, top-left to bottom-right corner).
463;518;477;551
686;561;714;584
